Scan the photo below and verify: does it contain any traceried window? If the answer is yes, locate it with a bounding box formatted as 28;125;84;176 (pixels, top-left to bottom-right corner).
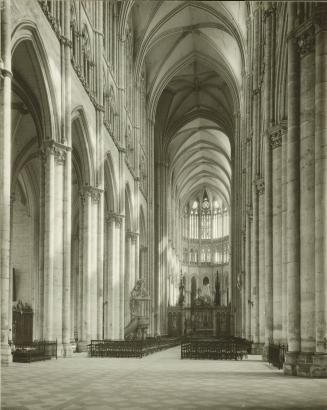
184;190;229;241
182;189;230;265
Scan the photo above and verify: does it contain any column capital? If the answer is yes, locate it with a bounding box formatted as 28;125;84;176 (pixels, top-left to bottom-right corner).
269;125;286;149
252;87;261;97
41;140;72;165
246;204;253;221
80;185;103;203
59;35;72;48
246;131;253;144
263;6;275;22
297;26;315;58
126;230;139;243
255;178;265;196
106;211;124;227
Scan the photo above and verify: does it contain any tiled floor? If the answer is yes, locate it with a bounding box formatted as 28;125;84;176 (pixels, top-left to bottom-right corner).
1;347;327;410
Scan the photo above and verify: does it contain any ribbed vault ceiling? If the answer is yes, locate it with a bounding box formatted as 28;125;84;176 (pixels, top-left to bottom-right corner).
131;0;247;207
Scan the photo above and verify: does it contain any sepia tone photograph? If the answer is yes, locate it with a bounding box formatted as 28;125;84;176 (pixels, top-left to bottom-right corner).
1;0;327;409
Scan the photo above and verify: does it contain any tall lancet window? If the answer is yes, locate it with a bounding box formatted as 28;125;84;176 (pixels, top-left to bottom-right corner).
189;201;199;239
201;190;211;239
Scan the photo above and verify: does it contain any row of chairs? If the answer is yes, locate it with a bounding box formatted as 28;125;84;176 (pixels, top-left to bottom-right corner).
181;338;251;360
89;337;180;358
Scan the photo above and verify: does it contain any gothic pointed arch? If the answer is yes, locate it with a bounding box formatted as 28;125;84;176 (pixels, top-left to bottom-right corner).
11;22;60;143
71;107;95;187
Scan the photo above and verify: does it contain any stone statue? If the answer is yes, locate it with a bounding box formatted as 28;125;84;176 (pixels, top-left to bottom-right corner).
202;277;212;304
178;274;185;306
129;279;150;316
202;282;212;303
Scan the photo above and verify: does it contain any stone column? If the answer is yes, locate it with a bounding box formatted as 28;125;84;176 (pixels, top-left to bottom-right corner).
130;232;137;286
61;0;72;358
42;143;55;342
251;5;260;348
95;1;104;342
281;127;288;344
263;4;273;351
134;230;139;282
147;118;155;336
77;187;92;351
314;4;327;357
105;213;121;339
41;141;69;353
90;189;101;340
38;162;45;341
53;147;65;355
118;214;125;339
286;2;301;354
284;4;301;375
0;0;12;366
124;234;132;325
8;194;15;344
256;179;265;345
271;129;283;343
298;27;316;353
245;205;252;340
96;192;104;340
62;147;72;356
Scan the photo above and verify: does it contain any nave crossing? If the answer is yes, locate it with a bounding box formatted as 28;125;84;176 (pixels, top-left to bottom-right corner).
2;347;327;410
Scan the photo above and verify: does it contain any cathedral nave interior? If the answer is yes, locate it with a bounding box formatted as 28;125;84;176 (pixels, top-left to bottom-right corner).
1;2;327;408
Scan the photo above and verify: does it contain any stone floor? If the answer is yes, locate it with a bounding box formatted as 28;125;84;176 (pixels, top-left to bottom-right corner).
1;346;327;410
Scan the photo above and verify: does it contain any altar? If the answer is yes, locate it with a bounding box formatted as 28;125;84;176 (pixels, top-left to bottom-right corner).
168;272;233;338
168;305;232;338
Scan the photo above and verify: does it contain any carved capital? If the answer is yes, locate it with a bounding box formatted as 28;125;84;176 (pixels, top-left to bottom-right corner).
255;178;265;196
59;35;72;48
41;140;71;165
263;6;275;22
106;211;124;227
126;230;139;243
246;204;253;221
80;185;103;203
246;131;253;144
252;87;261;97
270;131;282;149
269;125;286;149
297;27;315;57
118;146;127;154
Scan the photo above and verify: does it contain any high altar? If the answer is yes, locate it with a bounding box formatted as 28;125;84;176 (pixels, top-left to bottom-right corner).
168;274;233;338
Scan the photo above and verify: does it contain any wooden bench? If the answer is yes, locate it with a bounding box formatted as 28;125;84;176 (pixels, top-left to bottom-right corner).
13;340;57;363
